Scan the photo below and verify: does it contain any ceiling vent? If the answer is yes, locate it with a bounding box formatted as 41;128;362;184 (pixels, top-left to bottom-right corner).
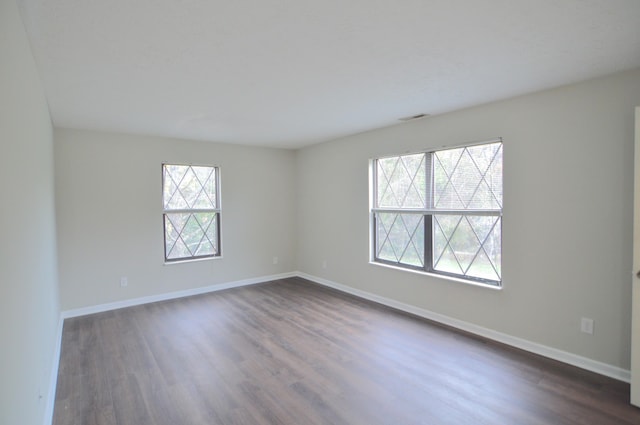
398;113;430;122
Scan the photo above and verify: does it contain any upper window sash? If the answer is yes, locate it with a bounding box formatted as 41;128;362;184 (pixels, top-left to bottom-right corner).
162;164;219;211
373;140;503;212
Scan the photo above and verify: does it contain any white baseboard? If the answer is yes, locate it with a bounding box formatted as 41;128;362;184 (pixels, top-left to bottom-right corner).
296;272;631;383
43;315;64;425
61;272;297;319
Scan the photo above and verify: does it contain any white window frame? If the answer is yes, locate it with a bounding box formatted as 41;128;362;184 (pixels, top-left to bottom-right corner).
162;163;222;263
369;139;503;287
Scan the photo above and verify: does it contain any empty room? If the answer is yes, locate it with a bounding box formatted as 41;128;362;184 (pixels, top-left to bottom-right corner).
3;0;640;424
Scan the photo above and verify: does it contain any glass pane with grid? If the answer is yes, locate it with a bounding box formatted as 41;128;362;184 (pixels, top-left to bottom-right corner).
376;153;427;208
164;212;218;260
433;143;502;209
433;214;501;281
163;165;216;210
375;212;424;267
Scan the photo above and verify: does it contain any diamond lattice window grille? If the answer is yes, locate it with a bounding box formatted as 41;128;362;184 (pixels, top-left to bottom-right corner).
376;153;427;208
434;143;502;210
376;213;424;267
164;212;218;260
371;140;502;285
433;215;501;281
163;164;220;262
431;143;502;282
163;165;217;210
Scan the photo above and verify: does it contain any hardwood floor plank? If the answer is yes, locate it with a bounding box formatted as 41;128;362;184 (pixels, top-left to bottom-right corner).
53;277;640;424
110;373;155;425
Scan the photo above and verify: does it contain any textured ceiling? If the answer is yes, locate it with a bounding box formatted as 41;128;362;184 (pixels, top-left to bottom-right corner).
18;0;640;148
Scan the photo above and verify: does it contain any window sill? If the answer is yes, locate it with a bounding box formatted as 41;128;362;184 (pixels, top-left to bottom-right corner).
368;261;502;290
164;256;222;266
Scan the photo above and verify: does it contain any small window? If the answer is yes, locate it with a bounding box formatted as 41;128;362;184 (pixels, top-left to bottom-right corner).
162;164;221;262
371;140;503;286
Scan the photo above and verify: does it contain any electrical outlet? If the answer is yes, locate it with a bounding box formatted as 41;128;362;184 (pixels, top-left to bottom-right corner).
120;276;128;287
322;260;327;269
272;256;278;265
580;317;594;335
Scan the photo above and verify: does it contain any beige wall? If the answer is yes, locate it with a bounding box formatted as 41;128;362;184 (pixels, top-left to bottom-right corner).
296;68;640;370
0;1;60;424
54;129;297;310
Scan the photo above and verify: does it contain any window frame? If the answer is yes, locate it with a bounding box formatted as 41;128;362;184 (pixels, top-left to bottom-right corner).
369;139;503;287
162;163;222;263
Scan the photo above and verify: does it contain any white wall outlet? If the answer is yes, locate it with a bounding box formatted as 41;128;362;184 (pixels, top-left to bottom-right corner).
120;276;128;287
272;256;278;265
580;317;594;335
322;260;327;269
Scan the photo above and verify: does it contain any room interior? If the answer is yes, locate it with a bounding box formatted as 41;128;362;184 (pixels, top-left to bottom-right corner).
3;0;640;424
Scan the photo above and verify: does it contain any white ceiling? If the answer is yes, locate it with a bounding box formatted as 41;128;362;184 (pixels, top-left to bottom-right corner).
18;0;640;148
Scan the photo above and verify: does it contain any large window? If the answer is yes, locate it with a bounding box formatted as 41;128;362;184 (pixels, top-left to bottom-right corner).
371;140;503;286
162;164;221;262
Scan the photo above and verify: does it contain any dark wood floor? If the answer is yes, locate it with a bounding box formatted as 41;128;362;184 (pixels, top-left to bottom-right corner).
54;277;640;425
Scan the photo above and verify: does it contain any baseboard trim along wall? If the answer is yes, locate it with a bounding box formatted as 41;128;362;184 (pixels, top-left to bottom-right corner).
297;272;632;384
44;316;64;425
61;272;297;319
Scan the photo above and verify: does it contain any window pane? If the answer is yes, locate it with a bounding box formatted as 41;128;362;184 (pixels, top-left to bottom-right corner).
433;215;465;274
163;164;216;210
164;212;188;259
192;166;217;209
376;212;424;267
376;154;427;208
433;214;501;281
165;212;218;260
163;165;188;209
433;143;502;209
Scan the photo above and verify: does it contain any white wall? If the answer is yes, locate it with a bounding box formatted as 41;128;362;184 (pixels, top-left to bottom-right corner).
296;68;640;370
0;1;60;424
55;129;296;310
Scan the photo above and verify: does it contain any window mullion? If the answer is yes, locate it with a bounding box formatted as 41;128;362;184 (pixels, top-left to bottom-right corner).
424;214;433;272
425;151;433;272
215;212;221;255
426;151;433;210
